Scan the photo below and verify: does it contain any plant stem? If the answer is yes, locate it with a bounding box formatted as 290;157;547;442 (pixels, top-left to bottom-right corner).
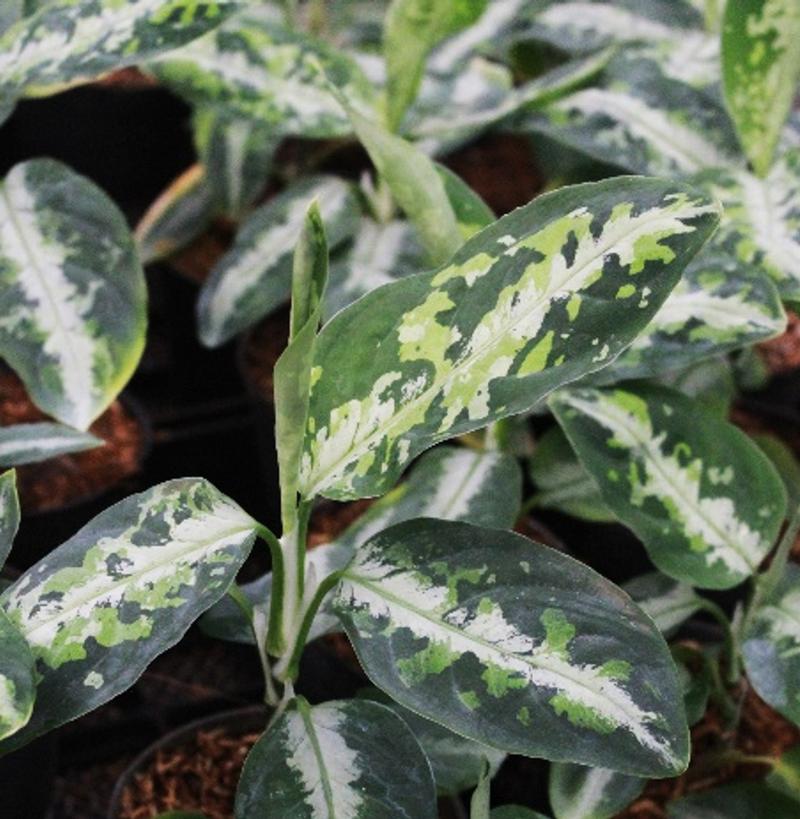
758;504;800;599
698;598;741;686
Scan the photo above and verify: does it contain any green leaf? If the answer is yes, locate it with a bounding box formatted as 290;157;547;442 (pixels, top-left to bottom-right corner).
551;384;787;589
0;0;240;101
655;357;735;419
0;608;35;741
0;423;102;467
0;159;147;430
300;177;719;502
470;757;492;819
234;697;437;818
491;809;549;819
722;0;800;176
150;8;377;138
0;470;19;570
334;519;690;776
549;762;645;819
623;573;703;636
743;563;800;727
528;427;614;523
675;649;710;727
135;164;216;265
0;478;259;752
667;782;800;818
767;744;800;800
197;175;359;347
436;164;495;239
384;0;488;130
754;434;800;511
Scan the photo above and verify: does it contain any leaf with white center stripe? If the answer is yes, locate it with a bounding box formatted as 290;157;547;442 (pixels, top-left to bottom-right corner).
743;564;800;727
197;175;359;347
0;0;240;103
0;608;35;742
0;478;259;752
550;385;786;589
150;7;377;138
0;470;19;572
623;573;703;636
0;159;147;430
722;0;800;176
235;697;436;819
299;176;719;502
334;518;690;776
0;423;102;467
668;782;800;819
549;762;644;819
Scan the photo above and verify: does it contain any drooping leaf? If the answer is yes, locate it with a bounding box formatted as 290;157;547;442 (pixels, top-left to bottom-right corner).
0;423;103;467
197;176;359;347
334;519;690;776
0;159;147;430
0;608;35;742
0;470;19;570
743;563;800;727
549;762;645;819
300;177;719;502
234;697;437;819
0;478;259;752
623;573;703;636
667;782;800;818
722;0;800;176
550;384;787;589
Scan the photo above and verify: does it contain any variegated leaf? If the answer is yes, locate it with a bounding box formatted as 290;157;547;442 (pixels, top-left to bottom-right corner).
135;164;216;265
550;385;787;589
528;426;614;523
0;608;35;742
623;573;703;636
668;782;800;819
150;7;377;138
0;0;240;102
549;762;645;819
0;423;102;467
743;564;800;727
335;519;690;776
0;159;147;430
300;177;719;502
235;698;437;819
0;470;19;572
0;478;259;751
0;1;22;37
722;0;800;176
656;356;735;418
197;175;359;347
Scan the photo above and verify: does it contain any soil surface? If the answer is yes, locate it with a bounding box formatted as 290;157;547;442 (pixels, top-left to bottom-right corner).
759;310;800;375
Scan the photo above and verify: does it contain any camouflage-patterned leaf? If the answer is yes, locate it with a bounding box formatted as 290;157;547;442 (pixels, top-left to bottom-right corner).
743;564;800;727
0;159;147;430
135;164;216;265
0;470;19;572
0;478;259;752
0;608;35;741
550;385;787;589
300;177;719;502
549;762;645;819
0;423;102;467
334;519;690;776
667;782;800;818
722;0;800;176
528;426;614;523
234;698;437;819
150;7;376;138
197;176;359;347
623;573;703;636
0;0;240;101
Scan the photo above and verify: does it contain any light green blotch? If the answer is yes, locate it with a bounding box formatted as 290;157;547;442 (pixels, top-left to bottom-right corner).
519;330;554;375
541;608;575;658
84;671;104;689
616;283;636;299
708;465;734;485
459;690;480;710
482;663;528;698
397;639;460;686
517;705;531;726
599;659;632;680
630;229;677;274
566;293;581;321
398;289;457;378
432;251;495;288
430;562;486;607
550;693;617;734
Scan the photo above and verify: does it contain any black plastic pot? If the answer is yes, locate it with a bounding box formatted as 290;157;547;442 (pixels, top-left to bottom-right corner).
0;730;58;819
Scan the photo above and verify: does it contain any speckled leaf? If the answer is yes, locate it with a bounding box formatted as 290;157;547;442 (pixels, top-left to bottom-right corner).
528;427;614;523
150;8;377;138
0;470;19;572
667;782;800;818
0;608;35;742
623;573;703;636
0;159;147;430
549;762;644;819
135;164;216;265
0;0;240;101
0;423;102;467
0;478;259;752
334;519;689;776
743;564;800;727
550;385;787;589
722;0;800;176
300;177;719;502
197;176;359;347
234;697;437;819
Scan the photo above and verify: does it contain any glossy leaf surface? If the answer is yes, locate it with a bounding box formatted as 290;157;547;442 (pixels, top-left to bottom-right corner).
623;573;703;637
549;762;644;819
0;423;102;467
0;608;35;741
0;470;19;569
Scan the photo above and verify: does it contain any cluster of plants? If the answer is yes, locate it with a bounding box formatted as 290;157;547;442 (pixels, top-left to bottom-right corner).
1;0;800;817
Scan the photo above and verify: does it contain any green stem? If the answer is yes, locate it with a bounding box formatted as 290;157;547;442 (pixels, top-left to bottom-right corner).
259;524;289;656
758;504;800;599
698;598;740;686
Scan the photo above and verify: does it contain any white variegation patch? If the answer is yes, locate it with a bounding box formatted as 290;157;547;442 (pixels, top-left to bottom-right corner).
758;588;800;650
537;2;681;44
0;424;102;466
635;582;700;634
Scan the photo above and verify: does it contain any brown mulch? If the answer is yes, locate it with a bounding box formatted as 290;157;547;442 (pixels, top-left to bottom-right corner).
0;369;144;512
758;310;800;375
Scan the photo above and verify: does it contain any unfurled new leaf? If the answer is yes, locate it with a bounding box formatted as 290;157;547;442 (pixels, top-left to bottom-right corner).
0;423;103;467
549;762;644;819
300;177;719;501
551;385;787;589
335;519;689;776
